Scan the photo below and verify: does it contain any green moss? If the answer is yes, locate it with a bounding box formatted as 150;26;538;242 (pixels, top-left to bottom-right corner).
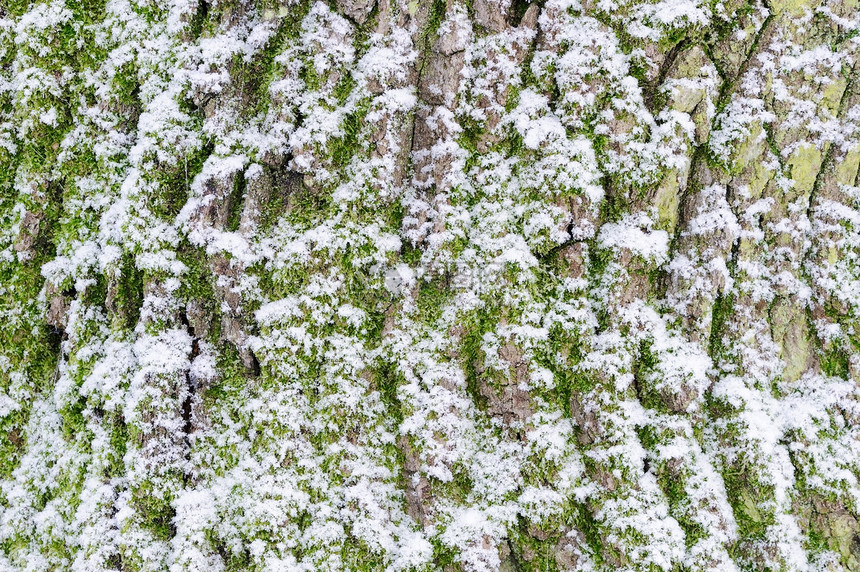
721;462;775;542
572;501;604;566
333;73;357;106
429;537;459;570
587;243;612;279
0;0;32;16
0;180;65;503
130;482;177;542
501;128;525;160
417;274;453;324
329;101;371;169
201;344;249;409
150;137;213;220
234;2;312;119
820;343;850;380
423;0;447;44
508;529;561;572
224;171;247;233
112;253;145;331
60;399;89;442
458;116;485;172
113;60;142;110
628;56;651;88
655;465;707;548
220;544;253;572
708;290;734;361
805;523;829;556
188;0;210;39
598;188;626;224
553;356;589;417
340;538;392;571
107;413;129;478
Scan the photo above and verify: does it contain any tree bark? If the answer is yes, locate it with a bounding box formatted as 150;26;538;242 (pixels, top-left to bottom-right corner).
0;0;859;570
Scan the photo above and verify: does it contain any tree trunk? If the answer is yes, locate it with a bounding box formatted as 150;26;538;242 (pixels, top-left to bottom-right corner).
1;0;859;570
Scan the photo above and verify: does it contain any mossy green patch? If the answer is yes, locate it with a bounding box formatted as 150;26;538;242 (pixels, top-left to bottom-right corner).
416;273;453;324
130;481;177;542
111;253;145;331
820;343;850;379
328;100;371;170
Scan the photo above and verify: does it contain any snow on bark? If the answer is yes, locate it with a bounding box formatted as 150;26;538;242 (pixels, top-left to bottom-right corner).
0;0;859;570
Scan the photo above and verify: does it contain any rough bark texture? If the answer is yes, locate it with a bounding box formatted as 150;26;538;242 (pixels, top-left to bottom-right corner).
1;0;859;570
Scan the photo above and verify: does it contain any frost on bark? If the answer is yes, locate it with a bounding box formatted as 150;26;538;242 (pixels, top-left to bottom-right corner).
1;0;860;570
